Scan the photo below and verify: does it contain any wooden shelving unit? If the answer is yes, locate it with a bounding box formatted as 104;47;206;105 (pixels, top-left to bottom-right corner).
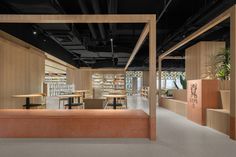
44;75;74;96
92;73;125;96
141;86;149;98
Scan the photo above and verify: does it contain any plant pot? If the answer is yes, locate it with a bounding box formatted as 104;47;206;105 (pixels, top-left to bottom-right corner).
220;90;230;111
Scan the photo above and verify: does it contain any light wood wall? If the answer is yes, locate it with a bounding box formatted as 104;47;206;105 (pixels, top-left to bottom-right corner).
74;69;93;92
0;36;45;109
185;41;225;80
143;71;149;86
219;80;230;90
66;68;125;96
66;67;76;85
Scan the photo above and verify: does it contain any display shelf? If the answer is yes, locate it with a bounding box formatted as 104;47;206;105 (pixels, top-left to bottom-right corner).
92;73;125;96
44;75;74;96
141;86;149;98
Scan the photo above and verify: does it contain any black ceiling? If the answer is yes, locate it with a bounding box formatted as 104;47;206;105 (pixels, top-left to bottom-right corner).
0;0;234;71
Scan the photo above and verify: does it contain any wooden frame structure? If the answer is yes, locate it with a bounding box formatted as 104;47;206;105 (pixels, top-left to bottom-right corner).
157;5;236;140
0;14;157;140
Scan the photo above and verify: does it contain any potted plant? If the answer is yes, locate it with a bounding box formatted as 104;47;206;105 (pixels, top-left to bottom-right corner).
173;74;187;89
214;48;230;110
215;48;230;80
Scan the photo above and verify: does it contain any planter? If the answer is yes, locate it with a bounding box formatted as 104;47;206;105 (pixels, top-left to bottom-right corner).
220;90;230;111
172;89;187;101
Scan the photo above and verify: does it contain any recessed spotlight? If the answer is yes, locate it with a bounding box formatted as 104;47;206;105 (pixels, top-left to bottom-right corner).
33;31;37;35
43;39;46;42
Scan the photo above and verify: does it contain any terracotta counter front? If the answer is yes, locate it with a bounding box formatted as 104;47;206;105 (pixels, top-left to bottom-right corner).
0;109;149;138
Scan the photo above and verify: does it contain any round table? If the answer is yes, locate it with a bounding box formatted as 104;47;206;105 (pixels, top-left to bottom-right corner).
74;90;88;98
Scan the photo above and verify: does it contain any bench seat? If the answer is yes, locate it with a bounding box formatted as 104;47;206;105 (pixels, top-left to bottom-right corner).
0;109;149;138
160;98;187;117
207;109;229;135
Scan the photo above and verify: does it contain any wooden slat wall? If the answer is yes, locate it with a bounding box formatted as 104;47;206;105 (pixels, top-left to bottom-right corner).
66;67;75;85
185;41;225;80
219;80;231;90
74;69;92;92
143;71;149;86
0;36;45;109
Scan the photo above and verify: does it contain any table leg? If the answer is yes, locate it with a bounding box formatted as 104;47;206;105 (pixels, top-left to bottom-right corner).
25;97;30;109
83;92;85;98
113;97;116;109
68;97;72;109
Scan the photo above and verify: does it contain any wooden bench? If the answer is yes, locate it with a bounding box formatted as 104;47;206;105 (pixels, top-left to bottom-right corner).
0;109;149;138
160;98;187;117
207;109;229;135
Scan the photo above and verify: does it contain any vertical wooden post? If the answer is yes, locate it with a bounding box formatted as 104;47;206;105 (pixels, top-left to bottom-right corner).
149;16;157;140
230;5;236;140
158;57;162;105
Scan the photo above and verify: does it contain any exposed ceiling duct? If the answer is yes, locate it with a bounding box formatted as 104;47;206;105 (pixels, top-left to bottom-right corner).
107;0;118;34
77;0;97;39
91;0;106;40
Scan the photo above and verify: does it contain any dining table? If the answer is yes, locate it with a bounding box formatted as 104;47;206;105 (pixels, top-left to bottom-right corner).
103;94;126;109
57;94;82;109
12;94;44;109
74;90;88;98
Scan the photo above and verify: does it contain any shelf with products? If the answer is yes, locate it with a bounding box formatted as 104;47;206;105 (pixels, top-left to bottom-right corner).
92;73;125;96
44;74;74;96
141;86;149;98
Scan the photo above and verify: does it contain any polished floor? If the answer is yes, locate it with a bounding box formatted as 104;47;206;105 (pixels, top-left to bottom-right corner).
0;95;236;157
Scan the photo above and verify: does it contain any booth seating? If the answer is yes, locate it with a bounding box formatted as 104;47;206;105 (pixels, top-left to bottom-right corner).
207;109;230;135
160;89;187;117
160;98;187;117
0;109;149;138
83;98;105;109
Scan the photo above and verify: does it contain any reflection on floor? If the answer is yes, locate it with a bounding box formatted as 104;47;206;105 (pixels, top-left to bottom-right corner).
1;95;236;157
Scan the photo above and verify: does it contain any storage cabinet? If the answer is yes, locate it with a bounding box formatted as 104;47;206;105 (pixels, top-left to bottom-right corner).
187;79;220;125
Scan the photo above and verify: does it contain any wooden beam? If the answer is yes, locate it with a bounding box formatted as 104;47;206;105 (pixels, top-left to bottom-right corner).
0;14;153;23
163;56;185;60
158;57;162;106
148;16;156;140
230;5;236;140
125;24;149;70
160;6;232;59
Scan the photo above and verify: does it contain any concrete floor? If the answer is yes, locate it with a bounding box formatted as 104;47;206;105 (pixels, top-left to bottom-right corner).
0;95;236;157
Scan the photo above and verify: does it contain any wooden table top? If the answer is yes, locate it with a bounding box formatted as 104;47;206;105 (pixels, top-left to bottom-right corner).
12;94;44;98
103;94;126;98
57;94;82;98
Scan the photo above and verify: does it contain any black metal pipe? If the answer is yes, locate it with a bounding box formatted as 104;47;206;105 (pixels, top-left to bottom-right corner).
91;0;106;40
78;0;98;39
157;0;173;23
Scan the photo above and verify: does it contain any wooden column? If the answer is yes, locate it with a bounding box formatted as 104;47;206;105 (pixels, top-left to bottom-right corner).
158;57;162;106
149;16;156;140
230;5;236;140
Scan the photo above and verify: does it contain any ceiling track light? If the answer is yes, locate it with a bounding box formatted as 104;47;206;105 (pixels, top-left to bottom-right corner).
33;31;37;35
